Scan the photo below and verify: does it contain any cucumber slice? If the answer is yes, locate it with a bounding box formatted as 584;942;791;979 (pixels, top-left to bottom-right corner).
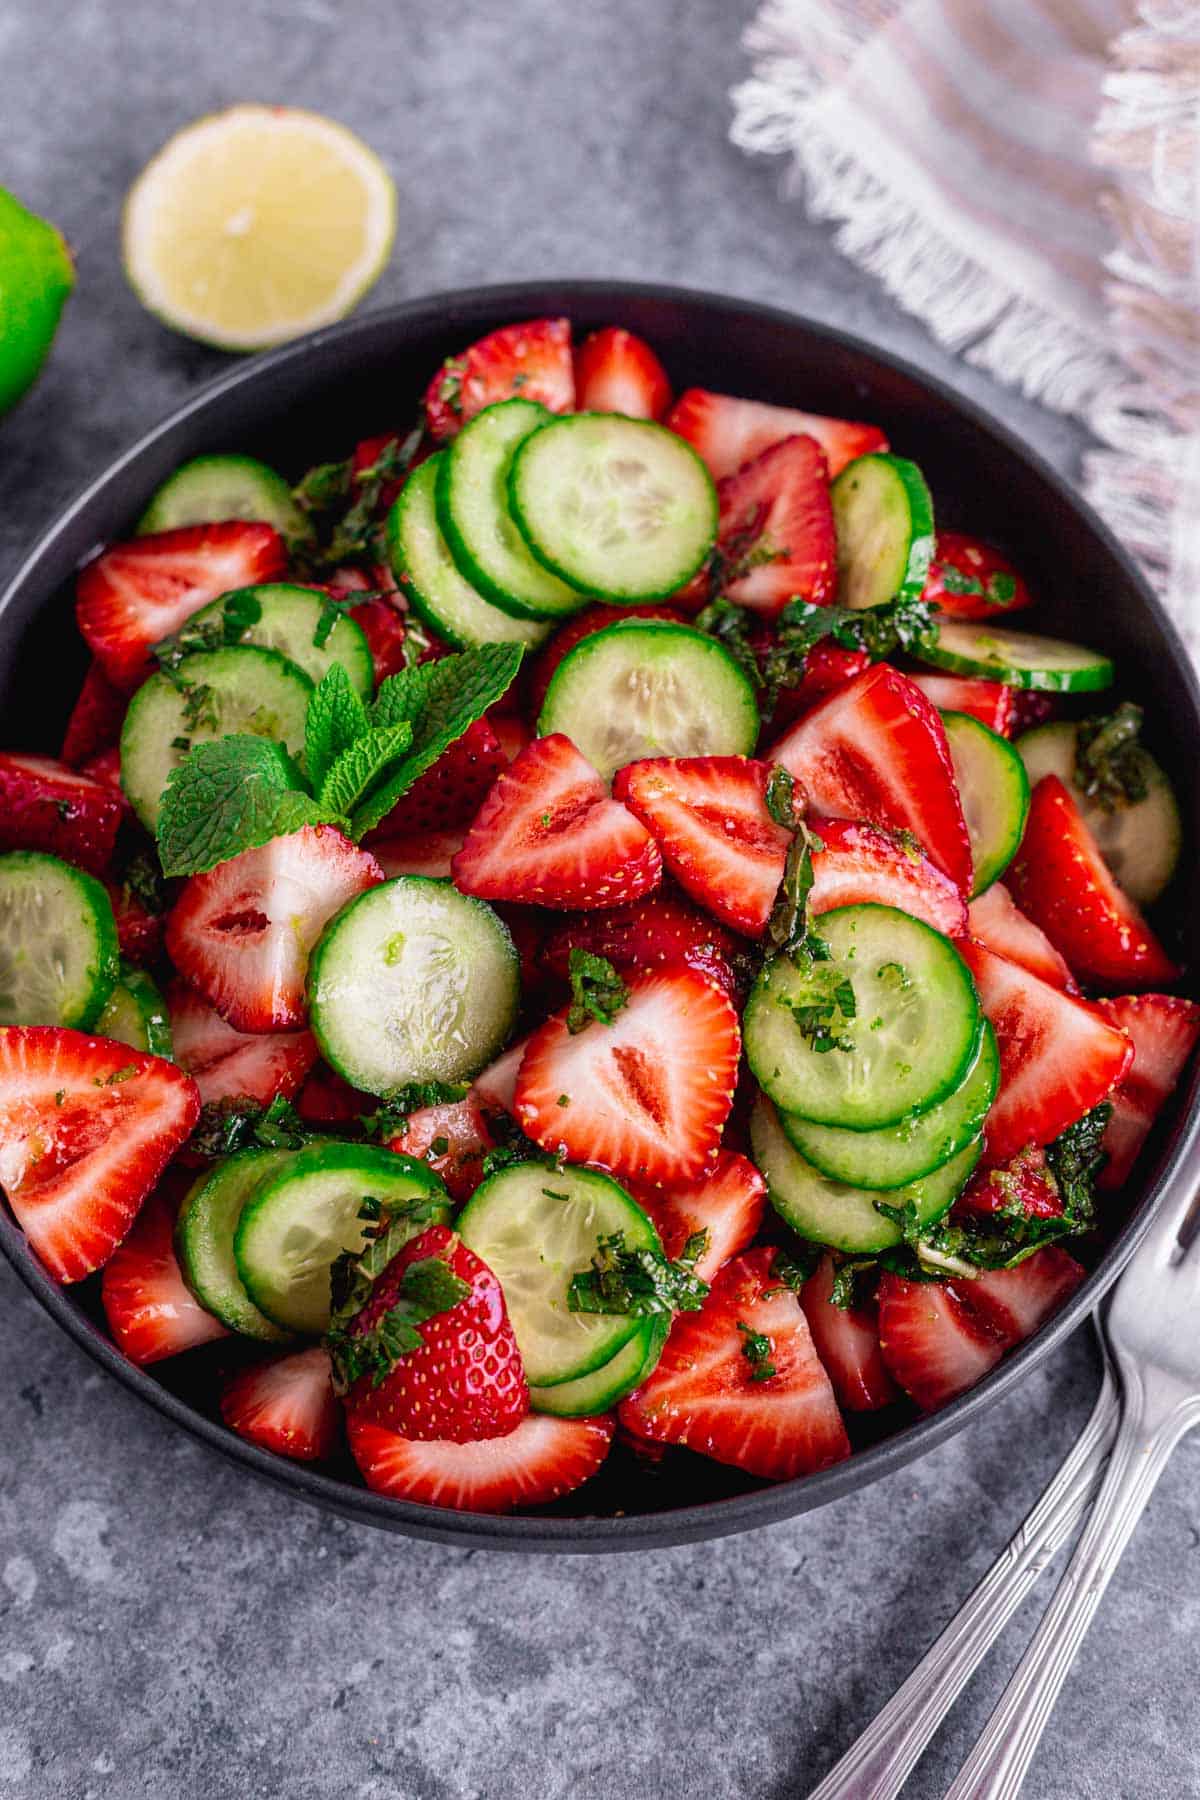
95;963;173;1058
176;1148;297;1341
457;1162;661;1387
119;644;313;832
307;876;519;1097
387;456;550;651
235;1141;450;1336
831;453;935;611
941;710;1030;897
185;583;373;696
136;453;312;546
529;1316;669;1417
0;851;119;1029
782;1022;998;1190
538;619;759;783
918;622;1114;693
1017;720;1182;906
743;904;981;1130
752;1094;980;1254
438;401;586;620
509;412;718;602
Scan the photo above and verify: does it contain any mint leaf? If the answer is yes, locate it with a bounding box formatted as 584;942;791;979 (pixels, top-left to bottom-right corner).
370;661;432;733
305;664;370;795
157;736;337;877
318;719;414;817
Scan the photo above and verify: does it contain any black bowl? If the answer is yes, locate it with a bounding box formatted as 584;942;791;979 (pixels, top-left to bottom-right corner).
3;280;1198;1552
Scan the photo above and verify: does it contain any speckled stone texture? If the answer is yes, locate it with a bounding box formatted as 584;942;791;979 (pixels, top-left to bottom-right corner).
0;3;1196;1796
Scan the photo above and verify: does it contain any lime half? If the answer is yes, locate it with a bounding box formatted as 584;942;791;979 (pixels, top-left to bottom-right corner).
0;187;74;415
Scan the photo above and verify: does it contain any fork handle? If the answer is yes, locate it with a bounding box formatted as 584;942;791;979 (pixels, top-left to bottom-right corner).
943;1368;1200;1800
805;1369;1119;1800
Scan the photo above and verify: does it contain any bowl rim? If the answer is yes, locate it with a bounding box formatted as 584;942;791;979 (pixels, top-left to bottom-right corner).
3;276;1198;1553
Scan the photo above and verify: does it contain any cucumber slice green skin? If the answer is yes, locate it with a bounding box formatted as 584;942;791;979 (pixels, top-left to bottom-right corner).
529;1315;669;1417
509;412;718;602
782;1021;998;1190
186;583;374;697
438;400;586;621
1016;721;1182;906
386;456;550;651
831;453;935;611
539;619;760;784
136;453;313;547
752;1095;981;1254
918;622;1114;693
96;964;173;1058
119;644;313;833
176;1148;298;1341
235;1141;450;1336
941;710;1030;897
307;876;520;1098
457;1162;662;1388
743;904;981;1131
0;851;119;1029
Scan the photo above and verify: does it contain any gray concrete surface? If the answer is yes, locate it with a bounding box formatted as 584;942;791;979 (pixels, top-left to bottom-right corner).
0;3;1196;1796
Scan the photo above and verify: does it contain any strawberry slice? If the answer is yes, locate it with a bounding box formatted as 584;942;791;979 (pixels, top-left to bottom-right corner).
921;531;1033;621
424;317;575;440
911;673;1015;737
80;746;126;801
0;1027;200;1282
809;818;968;937
451;733;661;911
877;1277;1005;1411
773;643;873;728
966;883;1075;993
618;1247;850;1479
540;889;743;998
769;663;973;891
800;1253;898;1412
709;435;836;616
958;940;1133;1164
348;1410;613;1512
297;1062;372;1127
76;522;287;691
349;595;410;684
529;603;685;718
956;1145;1063;1219
490;712;532;765
101;1188;228;1364
515;967;740;1185
665;388;888;482
1095;994;1200;1189
615;756;795;938
0;751;124;875
221;1346;341;1462
365;718;506;838
628;1151;766;1283
471;1033;532;1119
387;1096;495;1202
1007;775;1179;989
370;828;466;880
168;982;317;1110
61;660;128;766
105;875;167;967
574;326;672;419
166;827;383;1033
967;1250;1085;1342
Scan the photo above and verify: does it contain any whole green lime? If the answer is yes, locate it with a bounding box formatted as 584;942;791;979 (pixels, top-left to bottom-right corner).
0;187;74;416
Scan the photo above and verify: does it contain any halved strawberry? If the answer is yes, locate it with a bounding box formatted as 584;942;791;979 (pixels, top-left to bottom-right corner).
958;940;1133;1164
370;828;466;880
365;718;505;838
615;756;795;938
105;876;167;967
809;818;968;936
296;1061;372;1127
769;663;973;891
76;522;287;691
516;967;740;1185
166;827;383;1033
0;1027;200;1283
348;1410;613;1512
101;1188;228;1364
911;673;1015;737
772;642;872;728
921;532;1033;621
528;602;686;718
387;1096;495;1202
628;1150;766;1283
490;712;532;765
424;317;575;439
470;1032;532;1119
168;982;317;1110
966;883;1075;993
1007;775;1179;989
619;1247;849;1479
877;1275;1005;1412
61;659;128;766
0;751;124;875
966;1249;1085;1343
80;746;126;801
451;733;661;910
1095;994;1200;1189
710;435;836;615
665;388;888;482
540;889;743;998
956;1145;1062;1219
800;1253;898;1412
574;327;672;419
221;1346;341;1462
350;595;411;684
